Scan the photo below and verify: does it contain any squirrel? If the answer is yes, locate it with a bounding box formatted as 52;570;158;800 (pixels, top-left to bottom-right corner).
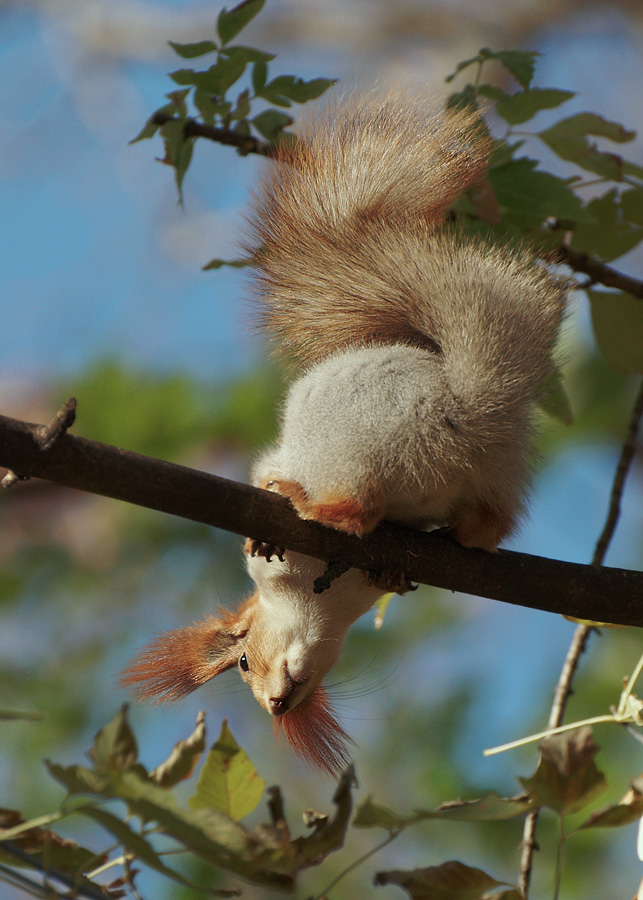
121;93;567;774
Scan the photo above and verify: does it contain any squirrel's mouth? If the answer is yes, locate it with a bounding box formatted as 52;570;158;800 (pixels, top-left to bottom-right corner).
267;672;310;716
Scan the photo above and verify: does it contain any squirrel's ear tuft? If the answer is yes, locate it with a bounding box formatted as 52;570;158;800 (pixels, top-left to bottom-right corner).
274;687;352;775
120;598;257;703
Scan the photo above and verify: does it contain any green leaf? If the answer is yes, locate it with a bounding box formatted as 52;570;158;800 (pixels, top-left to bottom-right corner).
202;256;254;271
536;369;573;424
519;727;608;815
217;0;265;46
168;39;218;59
89;705;139;773
231;88;251;122
589;290;643;374
169;68;199;87
490;157;593;229
165;88;191;119
193;88;218;125
374;859;512;900
622;187;643;226
259;75;336;106
493;88;575;125
446;84;480;113
252;108;292;141
480;48;539;88
172;56;247;97
222;44;275;64
446;48;539;88
252;59;268;94
151;709;207;788
189;719;265;821
353;792;533;832
571;189;643;261
130;116;162;144
539;113;636;180
578;777;643;830
47;760;293;889
160;120;195;203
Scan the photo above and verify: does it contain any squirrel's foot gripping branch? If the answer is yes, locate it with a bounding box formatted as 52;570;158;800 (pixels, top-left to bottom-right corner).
364;569;418;595
244;538;285;563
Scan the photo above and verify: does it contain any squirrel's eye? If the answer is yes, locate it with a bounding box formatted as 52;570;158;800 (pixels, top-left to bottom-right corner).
239;653;249;673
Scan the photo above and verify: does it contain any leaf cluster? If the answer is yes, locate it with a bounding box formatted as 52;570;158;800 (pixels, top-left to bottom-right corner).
3;712;643;900
131;0;335;203
445;48;643;385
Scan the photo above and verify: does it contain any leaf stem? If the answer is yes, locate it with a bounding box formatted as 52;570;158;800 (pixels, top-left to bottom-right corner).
553;814;565;900
312;831;398;900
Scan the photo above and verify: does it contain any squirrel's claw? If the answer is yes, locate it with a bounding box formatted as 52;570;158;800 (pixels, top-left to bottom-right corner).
364;569;418;595
244;538;286;563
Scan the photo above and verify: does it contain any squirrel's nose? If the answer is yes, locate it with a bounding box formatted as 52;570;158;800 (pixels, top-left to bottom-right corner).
269;696;289;715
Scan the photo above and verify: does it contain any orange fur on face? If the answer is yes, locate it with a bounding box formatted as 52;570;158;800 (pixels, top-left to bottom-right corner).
273;687;352;775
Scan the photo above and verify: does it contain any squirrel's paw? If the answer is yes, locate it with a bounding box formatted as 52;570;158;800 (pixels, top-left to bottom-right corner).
364;569;418;595
243;538;285;563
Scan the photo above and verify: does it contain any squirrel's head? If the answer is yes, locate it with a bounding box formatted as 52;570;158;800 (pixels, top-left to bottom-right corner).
119;591;352;774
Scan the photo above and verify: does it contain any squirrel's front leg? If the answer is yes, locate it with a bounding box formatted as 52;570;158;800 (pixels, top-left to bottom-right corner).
261;477;385;538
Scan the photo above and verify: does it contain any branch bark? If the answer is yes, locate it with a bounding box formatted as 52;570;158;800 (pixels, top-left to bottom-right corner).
1;412;641;625
151;113;276;157
554;246;643;299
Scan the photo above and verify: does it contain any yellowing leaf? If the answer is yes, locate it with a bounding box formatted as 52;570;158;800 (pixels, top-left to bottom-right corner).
189;719;265;821
151;710;207;788
519;727;607;815
375;859;512;900
579;776;643;830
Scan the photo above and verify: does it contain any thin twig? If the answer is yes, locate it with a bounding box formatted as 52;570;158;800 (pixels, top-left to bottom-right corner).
518;378;643;896
592;381;643;567
313;831;398;900
151;113;277;157
554;246;643;299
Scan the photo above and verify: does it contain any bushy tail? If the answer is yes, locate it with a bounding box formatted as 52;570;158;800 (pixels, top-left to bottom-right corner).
248;91;566;407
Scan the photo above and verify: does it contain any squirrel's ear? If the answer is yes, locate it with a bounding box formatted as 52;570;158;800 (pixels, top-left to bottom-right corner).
120;595;257;703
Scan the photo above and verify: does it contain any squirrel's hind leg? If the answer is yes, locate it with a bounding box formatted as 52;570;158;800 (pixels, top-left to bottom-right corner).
449;503;514;552
261;477;385;538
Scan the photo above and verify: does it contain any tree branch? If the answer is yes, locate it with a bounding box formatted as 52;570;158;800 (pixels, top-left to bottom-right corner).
151;113;277;157
1;412;641;624
554;246;643;299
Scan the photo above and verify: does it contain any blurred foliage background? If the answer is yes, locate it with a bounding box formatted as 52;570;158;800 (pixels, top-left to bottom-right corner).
1;1;642;898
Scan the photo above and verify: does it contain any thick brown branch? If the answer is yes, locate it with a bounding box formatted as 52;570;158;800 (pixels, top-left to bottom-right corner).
554;246;643;299
0;412;641;624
